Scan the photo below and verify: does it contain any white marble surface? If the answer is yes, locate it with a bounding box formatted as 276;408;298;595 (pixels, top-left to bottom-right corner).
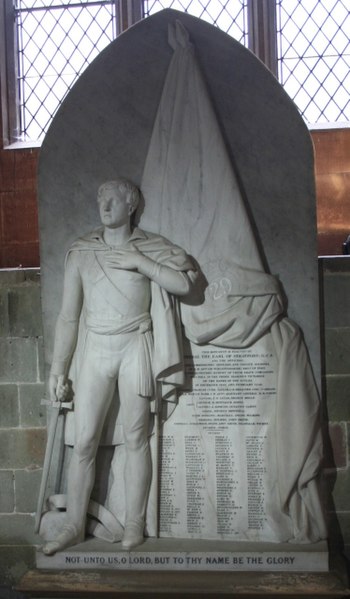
37;10;324;555
38;9;320;384
36;538;329;572
40;179;197;554
157;336;282;541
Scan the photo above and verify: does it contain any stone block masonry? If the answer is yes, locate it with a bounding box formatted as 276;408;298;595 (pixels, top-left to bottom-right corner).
0;268;45;585
320;257;350;560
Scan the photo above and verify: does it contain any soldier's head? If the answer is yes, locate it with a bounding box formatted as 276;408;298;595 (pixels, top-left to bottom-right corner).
97;178;140;228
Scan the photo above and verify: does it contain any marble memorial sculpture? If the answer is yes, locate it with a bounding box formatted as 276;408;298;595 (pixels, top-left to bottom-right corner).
37;15;327;555
40;178;197;554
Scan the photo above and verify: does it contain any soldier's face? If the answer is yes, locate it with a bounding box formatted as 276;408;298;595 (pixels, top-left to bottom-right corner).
98;186;130;228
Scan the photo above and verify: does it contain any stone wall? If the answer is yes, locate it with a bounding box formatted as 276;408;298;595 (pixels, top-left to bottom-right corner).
0;260;349;586
0;269;45;585
321;257;350;559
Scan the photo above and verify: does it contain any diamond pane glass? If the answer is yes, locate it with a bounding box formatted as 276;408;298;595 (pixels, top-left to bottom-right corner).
15;1;117;142
276;0;350;124
143;0;248;44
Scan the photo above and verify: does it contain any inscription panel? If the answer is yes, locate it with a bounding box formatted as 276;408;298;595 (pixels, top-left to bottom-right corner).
159;334;292;542
36;541;329;572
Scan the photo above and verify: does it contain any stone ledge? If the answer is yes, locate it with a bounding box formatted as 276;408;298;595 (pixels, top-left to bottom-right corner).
17;568;350;598
320;257;350;274
0;268;40;286
35;538;329;573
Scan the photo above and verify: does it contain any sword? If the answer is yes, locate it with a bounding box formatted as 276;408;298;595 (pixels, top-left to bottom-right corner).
34;375;72;534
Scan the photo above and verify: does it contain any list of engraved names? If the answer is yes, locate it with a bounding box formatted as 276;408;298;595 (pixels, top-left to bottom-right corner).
159;339;277;540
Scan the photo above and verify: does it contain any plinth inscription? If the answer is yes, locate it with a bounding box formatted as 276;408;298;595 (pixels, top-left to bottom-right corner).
36;539;329;572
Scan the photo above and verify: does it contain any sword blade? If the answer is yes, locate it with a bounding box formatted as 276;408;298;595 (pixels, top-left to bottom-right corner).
34;405;61;534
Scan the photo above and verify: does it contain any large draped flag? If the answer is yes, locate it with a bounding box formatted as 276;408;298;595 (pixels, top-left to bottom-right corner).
140;20;327;542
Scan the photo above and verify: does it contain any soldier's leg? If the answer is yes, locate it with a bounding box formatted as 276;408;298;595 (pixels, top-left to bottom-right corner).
43;341;117;555
118;351;151;550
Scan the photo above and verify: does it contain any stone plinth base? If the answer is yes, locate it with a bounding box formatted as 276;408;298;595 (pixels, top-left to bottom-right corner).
18;567;350;599
36;538;329;573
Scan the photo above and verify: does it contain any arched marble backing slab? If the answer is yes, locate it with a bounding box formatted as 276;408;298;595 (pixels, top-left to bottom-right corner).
38;9;320;382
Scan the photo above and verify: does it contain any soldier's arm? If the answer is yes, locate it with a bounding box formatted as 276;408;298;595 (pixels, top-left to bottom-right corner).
49;252;83;399
136;254;194;295
105;247;195;295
